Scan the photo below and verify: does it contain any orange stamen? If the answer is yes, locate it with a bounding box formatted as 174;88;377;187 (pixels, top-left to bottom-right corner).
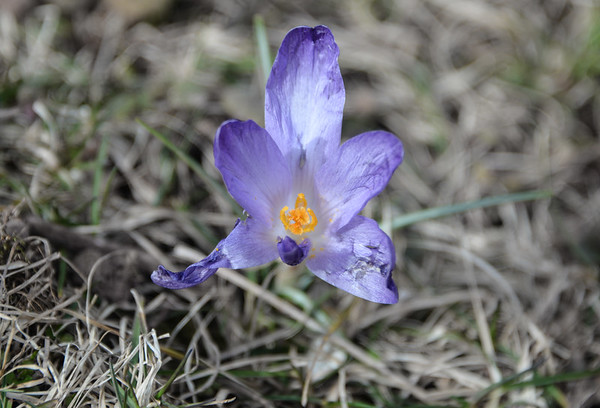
280;193;318;235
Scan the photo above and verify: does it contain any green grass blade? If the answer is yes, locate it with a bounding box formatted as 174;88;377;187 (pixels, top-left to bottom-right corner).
91;135;109;225
129;316;142;367
110;362;126;408
508;366;600;389
472;362;600;405
111;362;141;408
155;348;193;399
544;384;569;408
137;119;242;216
392;190;552;230
153;153;176;206
471;360;541;403
253;15;271;84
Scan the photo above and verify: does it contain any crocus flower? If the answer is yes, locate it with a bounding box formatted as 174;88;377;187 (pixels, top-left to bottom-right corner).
152;25;404;303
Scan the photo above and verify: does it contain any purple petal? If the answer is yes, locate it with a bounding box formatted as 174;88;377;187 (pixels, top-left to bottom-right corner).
151;217;278;289
316;131;403;231
277;236;311;266
265;26;345;177
306;216;398;304
214;120;292;222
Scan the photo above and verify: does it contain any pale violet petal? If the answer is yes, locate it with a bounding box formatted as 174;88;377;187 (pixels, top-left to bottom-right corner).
214;119;292;223
306;216;398;304
151;217;278;289
265;26;345;177
316;131;403;231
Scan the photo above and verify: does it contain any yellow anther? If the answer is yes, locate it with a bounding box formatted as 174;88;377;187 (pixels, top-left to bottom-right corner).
288;207;310;225
295;193;307;209
305;208;318;232
280;193;318;235
280;206;290;230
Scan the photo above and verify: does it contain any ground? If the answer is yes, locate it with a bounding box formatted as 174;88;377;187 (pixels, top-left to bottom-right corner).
1;0;599;407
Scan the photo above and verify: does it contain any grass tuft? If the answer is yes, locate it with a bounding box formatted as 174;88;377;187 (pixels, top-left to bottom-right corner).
1;0;599;407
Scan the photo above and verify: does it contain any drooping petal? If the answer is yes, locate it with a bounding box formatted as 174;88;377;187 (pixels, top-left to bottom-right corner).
214;119;292;222
316;131;403;231
277;236;311;266
306;215;398;304
151;217;278;289
265;25;345;177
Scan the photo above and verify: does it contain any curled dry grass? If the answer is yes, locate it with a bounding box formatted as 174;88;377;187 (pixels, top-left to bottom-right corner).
1;0;599;407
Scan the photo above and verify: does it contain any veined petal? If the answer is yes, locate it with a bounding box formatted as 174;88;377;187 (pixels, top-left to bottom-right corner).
265;25;345;177
151;217;278;289
306;216;398;304
316;131;403;231
214;120;292;222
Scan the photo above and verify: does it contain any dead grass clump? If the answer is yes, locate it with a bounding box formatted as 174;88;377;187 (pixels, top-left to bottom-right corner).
0;209;170;407
1;0;599;406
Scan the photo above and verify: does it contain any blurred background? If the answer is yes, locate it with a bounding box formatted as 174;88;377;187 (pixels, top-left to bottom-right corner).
1;0;599;407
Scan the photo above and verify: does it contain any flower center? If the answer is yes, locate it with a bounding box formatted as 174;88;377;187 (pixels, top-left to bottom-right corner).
280;193;318;235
